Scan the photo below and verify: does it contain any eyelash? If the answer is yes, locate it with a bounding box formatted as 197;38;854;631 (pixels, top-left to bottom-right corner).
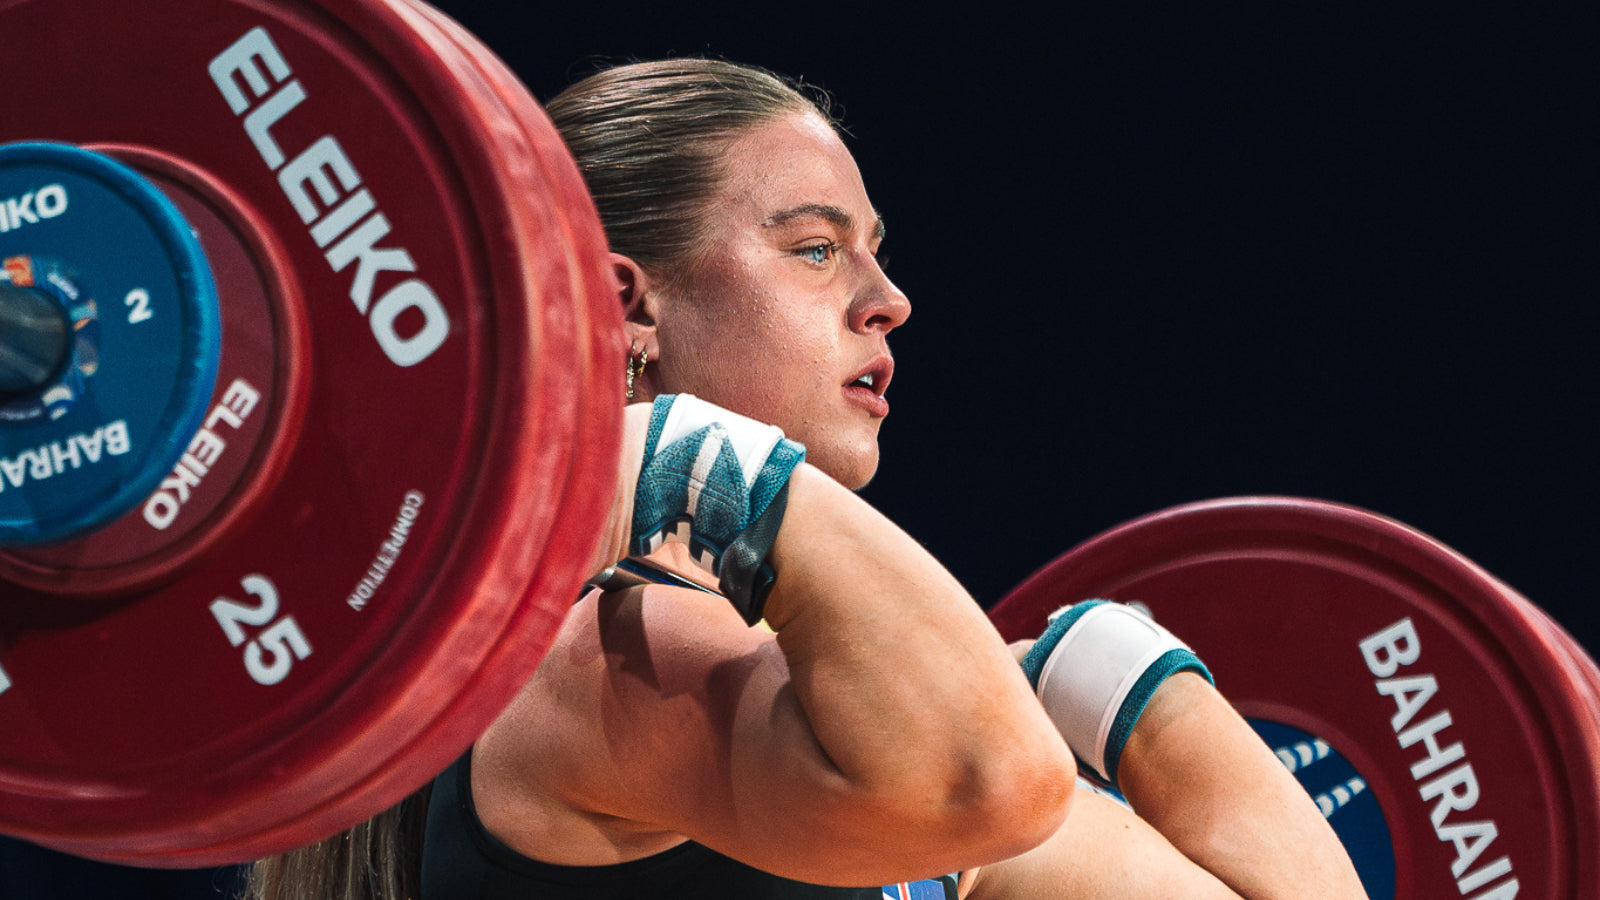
798;242;841;265
796;242;890;271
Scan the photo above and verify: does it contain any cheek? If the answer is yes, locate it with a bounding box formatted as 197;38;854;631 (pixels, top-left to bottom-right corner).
661;296;823;414
656;314;781;410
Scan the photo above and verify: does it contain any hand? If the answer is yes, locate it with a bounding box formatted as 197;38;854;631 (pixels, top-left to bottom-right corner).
1009;639;1035;665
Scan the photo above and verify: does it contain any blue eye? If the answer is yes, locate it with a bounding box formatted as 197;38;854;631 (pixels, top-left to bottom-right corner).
799;242;838;265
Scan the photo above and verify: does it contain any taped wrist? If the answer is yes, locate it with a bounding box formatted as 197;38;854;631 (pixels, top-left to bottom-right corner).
630;394;805;625
1019;601;1212;787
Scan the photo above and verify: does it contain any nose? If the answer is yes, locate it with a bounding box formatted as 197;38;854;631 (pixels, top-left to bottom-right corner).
848;268;912;335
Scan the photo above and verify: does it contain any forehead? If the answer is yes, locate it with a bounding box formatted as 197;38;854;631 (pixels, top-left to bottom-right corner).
713;112;881;237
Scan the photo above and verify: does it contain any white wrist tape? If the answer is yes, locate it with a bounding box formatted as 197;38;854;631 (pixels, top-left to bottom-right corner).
1021;601;1211;786
648;394;788;490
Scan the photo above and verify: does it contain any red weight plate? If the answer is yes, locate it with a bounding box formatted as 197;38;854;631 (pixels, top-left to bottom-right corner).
336;0;624;803
1524;604;1600;764
0;0;618;867
133;3;628;863
990;497;1598;900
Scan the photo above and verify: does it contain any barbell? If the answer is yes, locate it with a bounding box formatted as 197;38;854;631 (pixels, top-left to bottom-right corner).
0;2;1594;897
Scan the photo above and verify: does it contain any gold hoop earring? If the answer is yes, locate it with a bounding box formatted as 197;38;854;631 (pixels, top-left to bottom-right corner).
626;343;650;401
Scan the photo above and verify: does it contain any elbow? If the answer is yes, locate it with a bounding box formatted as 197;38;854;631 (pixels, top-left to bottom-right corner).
954;737;1076;860
802;722;1075;880
904;729;1077;867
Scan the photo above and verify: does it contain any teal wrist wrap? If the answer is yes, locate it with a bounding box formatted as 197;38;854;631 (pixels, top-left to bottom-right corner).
629;395;805;624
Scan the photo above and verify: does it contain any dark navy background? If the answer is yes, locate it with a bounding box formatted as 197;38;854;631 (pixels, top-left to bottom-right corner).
5;2;1593;897
436;2;1596;648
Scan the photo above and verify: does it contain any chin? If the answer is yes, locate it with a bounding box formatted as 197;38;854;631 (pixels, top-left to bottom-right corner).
812;442;880;492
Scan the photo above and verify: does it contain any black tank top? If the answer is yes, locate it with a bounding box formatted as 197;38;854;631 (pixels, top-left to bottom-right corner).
421;751;957;899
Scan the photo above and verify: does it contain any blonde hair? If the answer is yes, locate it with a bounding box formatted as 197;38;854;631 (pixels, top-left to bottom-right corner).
545;57;836;280
244;788;429;900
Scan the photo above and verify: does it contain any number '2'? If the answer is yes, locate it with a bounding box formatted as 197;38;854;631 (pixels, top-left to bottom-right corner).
210;574;312;686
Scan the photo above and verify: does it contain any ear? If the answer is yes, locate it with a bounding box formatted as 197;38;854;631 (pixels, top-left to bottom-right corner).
610;252;659;350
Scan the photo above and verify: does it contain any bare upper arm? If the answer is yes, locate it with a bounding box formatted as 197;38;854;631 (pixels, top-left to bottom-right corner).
473;582;899;882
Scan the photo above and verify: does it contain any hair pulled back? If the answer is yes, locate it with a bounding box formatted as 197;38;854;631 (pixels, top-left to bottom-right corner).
546;58;836;280
244;57;833;900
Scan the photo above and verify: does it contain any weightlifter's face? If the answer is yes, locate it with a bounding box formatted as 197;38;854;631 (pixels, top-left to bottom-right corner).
651;111;910;490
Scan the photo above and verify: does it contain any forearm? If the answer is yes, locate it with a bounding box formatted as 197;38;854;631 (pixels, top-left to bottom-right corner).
1117;674;1369;900
591;401;1072;865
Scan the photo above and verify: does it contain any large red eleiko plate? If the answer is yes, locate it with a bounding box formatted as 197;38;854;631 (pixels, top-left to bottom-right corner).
0;0;621;866
991;496;1598;900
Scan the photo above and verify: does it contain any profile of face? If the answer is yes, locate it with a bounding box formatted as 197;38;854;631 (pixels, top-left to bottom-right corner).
622;111;911;490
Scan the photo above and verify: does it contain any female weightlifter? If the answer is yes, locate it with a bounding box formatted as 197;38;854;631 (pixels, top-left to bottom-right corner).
248;58;1368;900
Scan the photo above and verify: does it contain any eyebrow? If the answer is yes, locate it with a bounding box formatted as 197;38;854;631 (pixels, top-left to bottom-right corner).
762;203;887;242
